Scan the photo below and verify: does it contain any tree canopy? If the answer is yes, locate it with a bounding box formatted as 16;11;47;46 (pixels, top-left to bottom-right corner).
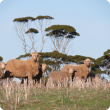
13;16;54;23
13;16;36;22
35;15;54;20
25;28;39;34
45;25;80;37
45;25;80;53
90;49;110;74
0;56;3;61
16;53;30;59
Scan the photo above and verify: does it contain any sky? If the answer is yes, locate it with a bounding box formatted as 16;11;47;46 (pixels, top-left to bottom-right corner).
0;0;110;63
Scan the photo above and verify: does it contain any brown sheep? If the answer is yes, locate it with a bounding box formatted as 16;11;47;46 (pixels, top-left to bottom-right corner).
21;63;48;84
4;52;41;85
61;58;92;80
48;68;76;83
30;52;41;64
0;62;7;78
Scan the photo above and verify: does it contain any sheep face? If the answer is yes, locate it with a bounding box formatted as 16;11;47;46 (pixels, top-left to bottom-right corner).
68;68;75;74
83;59;92;67
42;64;48;71
0;62;7;69
30;52;41;62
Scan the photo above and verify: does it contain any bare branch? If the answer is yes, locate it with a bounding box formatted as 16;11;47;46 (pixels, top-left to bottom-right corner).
14;21;32;54
35;18;52;52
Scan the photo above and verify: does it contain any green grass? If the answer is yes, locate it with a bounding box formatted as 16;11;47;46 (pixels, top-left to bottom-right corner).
0;87;110;110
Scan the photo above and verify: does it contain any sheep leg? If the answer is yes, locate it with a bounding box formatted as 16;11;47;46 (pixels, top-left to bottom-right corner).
82;75;87;81
36;81;38;87
21;78;24;84
10;77;14;81
28;73;33;86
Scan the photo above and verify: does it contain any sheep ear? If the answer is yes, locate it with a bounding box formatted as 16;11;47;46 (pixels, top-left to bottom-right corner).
37;54;41;57
29;54;32;57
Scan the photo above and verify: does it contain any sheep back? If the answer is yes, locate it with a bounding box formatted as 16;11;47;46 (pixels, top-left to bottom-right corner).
49;71;72;82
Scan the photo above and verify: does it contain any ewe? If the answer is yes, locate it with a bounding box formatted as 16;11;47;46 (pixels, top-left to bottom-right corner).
61;59;92;80
4;52;41;85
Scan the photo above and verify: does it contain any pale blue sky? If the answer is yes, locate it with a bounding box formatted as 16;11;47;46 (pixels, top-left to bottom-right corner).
0;0;110;63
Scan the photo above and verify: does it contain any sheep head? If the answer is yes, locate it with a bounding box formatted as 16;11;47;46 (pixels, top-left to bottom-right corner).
0;62;7;69
68;68;76;74
30;52;41;62
83;58;93;67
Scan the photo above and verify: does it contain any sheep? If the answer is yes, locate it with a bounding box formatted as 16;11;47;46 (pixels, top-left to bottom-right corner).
21;63;48;85
48;67;76;83
34;64;48;81
61;58;92;80
87;72;98;79
4;52;41;85
0;62;7;78
87;72;99;81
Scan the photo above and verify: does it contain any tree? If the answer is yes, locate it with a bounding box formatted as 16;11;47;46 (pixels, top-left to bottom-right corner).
91;49;110;74
32;15;54;52
13;15;54;53
102;49;110;74
13;17;35;53
0;56;3;61
45;25;80;53
72;55;95;64
25;28;39;52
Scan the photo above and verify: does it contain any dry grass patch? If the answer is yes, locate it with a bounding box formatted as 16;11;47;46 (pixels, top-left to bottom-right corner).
0;77;110;110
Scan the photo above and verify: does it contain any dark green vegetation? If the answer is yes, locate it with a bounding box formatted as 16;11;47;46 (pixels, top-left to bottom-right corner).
0;87;110;110
13;16;54;22
91;49;110;74
13;16;36;22
0;56;3;61
25;28;39;34
45;25;80;37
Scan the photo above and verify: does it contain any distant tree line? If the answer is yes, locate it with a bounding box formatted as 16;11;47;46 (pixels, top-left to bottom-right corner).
16;49;110;76
91;49;110;74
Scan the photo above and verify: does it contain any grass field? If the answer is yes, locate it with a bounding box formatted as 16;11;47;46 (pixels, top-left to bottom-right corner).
0;78;110;110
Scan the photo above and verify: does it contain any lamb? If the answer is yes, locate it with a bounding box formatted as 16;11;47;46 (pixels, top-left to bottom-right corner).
61;58;92;80
34;63;48;82
48;68;76;83
4;52;41;85
0;62;7;78
87;72;99;81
